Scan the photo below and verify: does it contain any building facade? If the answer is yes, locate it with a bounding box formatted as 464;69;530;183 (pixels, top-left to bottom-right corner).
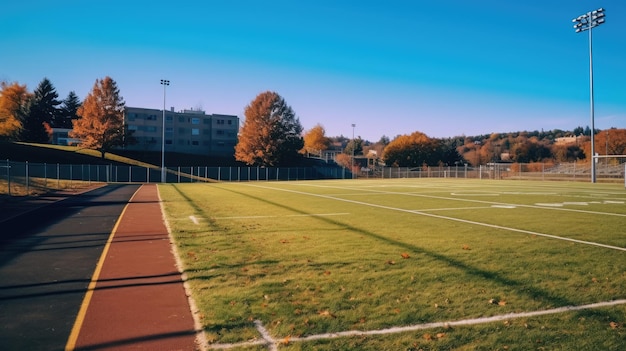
124;107;239;156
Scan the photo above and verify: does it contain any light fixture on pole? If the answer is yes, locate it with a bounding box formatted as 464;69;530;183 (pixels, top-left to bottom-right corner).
351;123;356;179
572;7;605;183
160;79;170;183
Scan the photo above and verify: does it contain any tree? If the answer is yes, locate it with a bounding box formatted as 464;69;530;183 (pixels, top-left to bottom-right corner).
235;91;304;166
301;123;330;156
58;91;81;129
382;131;442;167
70;77;126;158
22;78;61;143
0;82;31;141
343;137;363;156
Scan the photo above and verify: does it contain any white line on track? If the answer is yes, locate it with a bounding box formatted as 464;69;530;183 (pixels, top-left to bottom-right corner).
206;299;626;349
246;184;626;252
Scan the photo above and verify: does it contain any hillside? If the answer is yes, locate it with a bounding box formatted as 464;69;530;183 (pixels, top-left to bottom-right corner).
0;142;242;167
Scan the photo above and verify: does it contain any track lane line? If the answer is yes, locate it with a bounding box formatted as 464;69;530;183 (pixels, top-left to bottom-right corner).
64;186;142;351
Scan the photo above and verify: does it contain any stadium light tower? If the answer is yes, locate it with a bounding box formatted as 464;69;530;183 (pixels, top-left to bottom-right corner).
572;7;605;183
160;79;170;183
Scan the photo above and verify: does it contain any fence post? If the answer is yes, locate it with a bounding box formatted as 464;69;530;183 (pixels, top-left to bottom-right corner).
7;159;11;196
26;161;29;195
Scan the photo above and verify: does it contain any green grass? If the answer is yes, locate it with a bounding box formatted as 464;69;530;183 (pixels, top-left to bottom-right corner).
158;179;626;350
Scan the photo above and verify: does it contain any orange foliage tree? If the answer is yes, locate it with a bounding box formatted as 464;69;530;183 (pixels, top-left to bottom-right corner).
382;131;442;167
235;91;303;166
70;77;126;158
0;82;31;141
301;123;330;156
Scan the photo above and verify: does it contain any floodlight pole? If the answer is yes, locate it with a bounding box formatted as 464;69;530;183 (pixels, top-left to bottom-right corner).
573;8;605;183
160;79;170;183
351;123;356;179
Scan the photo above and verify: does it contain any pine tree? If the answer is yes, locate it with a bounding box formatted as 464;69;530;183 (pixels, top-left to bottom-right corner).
22;78;60;143
59;91;81;128
70;77;126;158
0;82;31;141
235;91;304;166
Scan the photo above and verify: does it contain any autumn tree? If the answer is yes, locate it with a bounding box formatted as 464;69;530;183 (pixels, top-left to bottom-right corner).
382;131;442;167
22;78;61;143
301;123;330;156
235;91;304;166
0;82;31;141
58;91;81;128
70;77;126;158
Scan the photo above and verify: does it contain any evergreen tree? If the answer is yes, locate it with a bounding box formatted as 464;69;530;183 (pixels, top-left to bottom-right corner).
235;91;304;166
59;91;81;128
22;78;60;143
70;77;126;158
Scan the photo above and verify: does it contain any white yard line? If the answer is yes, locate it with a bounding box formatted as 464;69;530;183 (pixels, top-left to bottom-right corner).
213;213;349;220
207;299;626;349
246;184;626;252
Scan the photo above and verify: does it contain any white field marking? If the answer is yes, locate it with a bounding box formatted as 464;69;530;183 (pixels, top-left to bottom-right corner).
450;192;501;196
535;203;564;207
415;205;516;212
246;184;626;252
255;320;278;351
605;200;625;204
189;215;200;224
206;299;626;349
213;213;349;220
158;191;208;351
300;182;626;218
563;202;590;206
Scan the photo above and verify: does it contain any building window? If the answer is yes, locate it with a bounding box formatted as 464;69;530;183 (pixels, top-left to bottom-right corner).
165;139;173;145
165;127;173;135
192;141;199;146
128;125;138;131
191;128;200;136
191;117;200;125
178;116;185;122
216;130;225;135
217;119;225;125
147;114;157;120
166;116;173;123
228;120;232;125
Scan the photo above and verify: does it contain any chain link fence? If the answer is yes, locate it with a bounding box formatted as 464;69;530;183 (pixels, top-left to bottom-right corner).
2;160;624;196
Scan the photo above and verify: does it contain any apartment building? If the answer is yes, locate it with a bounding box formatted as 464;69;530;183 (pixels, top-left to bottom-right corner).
124;107;239;156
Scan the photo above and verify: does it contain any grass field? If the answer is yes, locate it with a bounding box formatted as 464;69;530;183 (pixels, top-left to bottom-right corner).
158;178;626;350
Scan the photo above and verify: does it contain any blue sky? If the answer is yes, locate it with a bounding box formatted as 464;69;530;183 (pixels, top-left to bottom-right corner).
1;1;624;141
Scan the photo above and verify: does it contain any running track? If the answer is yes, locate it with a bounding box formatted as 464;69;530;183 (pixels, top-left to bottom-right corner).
0;184;197;351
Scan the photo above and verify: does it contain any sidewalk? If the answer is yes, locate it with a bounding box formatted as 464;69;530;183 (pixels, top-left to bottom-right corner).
66;184;199;351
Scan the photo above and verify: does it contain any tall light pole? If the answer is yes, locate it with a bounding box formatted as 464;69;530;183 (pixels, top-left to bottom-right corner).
160;79;169;183
573;8;605;183
351;123;356;179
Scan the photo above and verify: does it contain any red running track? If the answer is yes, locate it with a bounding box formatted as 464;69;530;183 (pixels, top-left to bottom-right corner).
66;184;198;351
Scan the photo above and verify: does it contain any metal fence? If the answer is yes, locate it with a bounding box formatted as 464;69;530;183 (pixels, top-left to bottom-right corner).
2;160;625;196
0;160;354;196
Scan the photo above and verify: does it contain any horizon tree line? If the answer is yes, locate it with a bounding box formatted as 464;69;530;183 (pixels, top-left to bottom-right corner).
2;77;624;168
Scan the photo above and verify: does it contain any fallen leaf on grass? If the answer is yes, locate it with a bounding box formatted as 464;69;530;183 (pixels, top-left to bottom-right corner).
281;336;291;345
386;260;396;265
462;244;471;250
323;270;331;276
610;321;621;329
401;253;411;259
280;239;289;244
318;310;336;318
